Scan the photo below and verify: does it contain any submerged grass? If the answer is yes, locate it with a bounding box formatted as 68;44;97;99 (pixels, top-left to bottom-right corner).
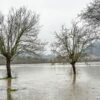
0;77;17;80
7;88;18;92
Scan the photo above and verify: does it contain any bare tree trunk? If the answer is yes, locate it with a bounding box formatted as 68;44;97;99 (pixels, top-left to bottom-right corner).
71;63;76;75
6;58;12;78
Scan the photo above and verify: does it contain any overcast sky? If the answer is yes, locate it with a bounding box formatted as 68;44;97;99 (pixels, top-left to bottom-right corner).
0;0;92;53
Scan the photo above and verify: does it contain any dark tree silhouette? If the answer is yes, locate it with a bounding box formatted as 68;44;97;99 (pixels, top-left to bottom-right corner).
81;0;100;26
52;22;98;75
0;7;45;78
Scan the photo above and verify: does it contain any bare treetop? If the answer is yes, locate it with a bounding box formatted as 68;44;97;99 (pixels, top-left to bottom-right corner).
52;22;97;62
0;7;44;58
81;0;100;26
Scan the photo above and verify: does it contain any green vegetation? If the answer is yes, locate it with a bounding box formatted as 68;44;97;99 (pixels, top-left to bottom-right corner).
7;88;18;92
0;77;17;80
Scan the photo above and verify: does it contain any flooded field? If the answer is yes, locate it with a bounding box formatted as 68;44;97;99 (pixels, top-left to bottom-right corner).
0;62;100;100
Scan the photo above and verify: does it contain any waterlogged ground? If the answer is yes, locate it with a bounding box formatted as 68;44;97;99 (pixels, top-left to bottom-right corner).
0;62;100;100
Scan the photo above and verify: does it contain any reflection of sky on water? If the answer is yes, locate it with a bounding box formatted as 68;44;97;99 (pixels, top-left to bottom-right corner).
0;63;100;100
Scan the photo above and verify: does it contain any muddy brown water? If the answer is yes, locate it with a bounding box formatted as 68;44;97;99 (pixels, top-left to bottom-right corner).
0;62;100;100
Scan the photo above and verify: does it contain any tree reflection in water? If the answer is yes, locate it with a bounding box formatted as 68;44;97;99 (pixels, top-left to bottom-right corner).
72;74;76;84
7;79;12;100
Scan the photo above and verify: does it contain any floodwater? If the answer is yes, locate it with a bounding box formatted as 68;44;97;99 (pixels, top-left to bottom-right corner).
0;62;100;100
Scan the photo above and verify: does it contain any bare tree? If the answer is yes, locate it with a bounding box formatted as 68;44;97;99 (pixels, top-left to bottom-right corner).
80;0;100;26
0;7;45;78
51;22;98;75
80;0;100;59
